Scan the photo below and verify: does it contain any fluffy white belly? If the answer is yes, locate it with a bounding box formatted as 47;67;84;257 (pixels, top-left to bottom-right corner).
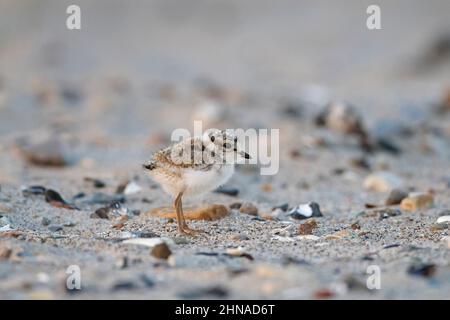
182;165;234;197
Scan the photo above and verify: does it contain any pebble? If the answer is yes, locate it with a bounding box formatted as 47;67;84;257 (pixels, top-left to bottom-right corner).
377;208;402;220
151;243;172;260
48;225;63;232
408;263;437;278
298;219;317;235
45;189;78;210
436;215;450;224
272;203;289;211
83;177;106;188
112;280;137;291
289;202;323;220
90;207;110;219
239;203;258;216
315;101;367;137
18;138;69;167
115;256;128;269
0;245;13;261
400;193;434;211
41;217;51;226
82;193;126;205
123;237;165;248
363;172;403;192
123;181;142;195
225;246;251;259
385;188;408;205
229;202;242;210
21;185;46;196
214;186;239;196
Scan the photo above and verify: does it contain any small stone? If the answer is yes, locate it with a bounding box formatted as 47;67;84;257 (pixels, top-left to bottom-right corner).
363;172;403;192
289;202;323;220
436;215;450;225
48;225;63;232
151;243;172;260
377;208;402;220
82;193;125;205
214;186;239;196
385;189;408;205
123;181;142;195
298;219;317;235
115;256;128;269
83;177;106;188
112;281;137;291
90;207;110;219
45;189;78;210
272;203;289;211
41;217;51;226
0;246;13;261
239;203;258;216
350;222;361;230
225;247;253;260
173;237;189;245
408;263;437;278
400;193;434;212
19;138;69;167
315;101;367;137
229;202;242;210
261;184;273;192
21;185;46;196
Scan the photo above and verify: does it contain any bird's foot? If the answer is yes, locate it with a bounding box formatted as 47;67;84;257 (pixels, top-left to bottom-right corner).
178;224;205;236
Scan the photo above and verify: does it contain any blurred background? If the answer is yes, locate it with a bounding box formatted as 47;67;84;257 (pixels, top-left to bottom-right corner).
0;0;449;183
1;0;450;300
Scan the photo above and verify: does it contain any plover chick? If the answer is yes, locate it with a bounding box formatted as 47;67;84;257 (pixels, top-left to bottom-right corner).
143;129;250;235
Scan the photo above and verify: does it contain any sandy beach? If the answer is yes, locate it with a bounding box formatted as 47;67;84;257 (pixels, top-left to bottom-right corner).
0;0;449;299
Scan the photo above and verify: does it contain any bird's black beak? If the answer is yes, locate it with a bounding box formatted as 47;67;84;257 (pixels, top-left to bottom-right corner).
143;162;155;170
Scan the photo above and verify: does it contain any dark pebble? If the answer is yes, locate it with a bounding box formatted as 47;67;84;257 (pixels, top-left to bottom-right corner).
45;189;78;210
90;207;110;219
378;208;402;220
376;138;401;154
112;281;137;291
84;177;106;188
385;189;408;205
82;193;126;205
213;186;239;196
272;203;289;212
48;225;63;232
408;263;437;278
41;217;51;226
229;202;242;210
22;185;46;196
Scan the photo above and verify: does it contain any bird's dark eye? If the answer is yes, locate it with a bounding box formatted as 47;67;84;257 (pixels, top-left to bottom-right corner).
210;135;215;142
223;143;231;149
234;137;238;143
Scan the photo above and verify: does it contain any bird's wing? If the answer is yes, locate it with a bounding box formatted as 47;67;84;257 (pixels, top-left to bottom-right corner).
151;138;213;170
